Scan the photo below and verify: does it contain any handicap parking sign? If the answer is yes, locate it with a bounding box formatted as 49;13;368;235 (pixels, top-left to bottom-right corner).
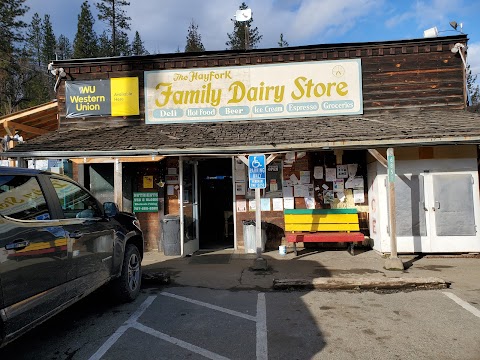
248;154;266;189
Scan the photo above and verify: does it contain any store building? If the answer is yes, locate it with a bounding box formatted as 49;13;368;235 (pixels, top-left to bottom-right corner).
8;34;480;255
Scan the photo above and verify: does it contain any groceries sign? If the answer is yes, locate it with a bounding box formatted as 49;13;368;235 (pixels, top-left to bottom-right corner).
144;59;363;124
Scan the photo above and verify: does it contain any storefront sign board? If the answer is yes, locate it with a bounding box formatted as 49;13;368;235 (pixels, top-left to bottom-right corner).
144;60;363;124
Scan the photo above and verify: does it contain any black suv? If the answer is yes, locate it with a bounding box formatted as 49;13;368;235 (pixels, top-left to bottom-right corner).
0;166;144;348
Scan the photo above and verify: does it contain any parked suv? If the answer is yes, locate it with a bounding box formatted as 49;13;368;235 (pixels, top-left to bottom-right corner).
0;166;144;348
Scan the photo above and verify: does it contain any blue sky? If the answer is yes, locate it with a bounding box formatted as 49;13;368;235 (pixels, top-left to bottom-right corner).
25;0;480;85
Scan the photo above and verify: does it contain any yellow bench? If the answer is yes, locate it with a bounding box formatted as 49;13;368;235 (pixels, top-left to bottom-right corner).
284;209;364;256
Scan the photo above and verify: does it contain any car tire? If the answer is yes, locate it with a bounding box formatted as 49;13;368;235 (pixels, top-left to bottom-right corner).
113;244;142;302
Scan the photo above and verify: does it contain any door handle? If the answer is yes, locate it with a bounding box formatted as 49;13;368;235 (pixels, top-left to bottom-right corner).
5;240;30;250
68;231;83;239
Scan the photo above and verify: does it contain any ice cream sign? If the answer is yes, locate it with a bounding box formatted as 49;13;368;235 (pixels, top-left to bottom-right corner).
144;59;363;124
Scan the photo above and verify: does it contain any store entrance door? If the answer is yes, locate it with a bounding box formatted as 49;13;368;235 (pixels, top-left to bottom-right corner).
181;159;199;256
198;158;234;250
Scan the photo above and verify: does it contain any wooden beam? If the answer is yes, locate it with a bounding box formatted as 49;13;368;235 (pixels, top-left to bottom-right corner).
368;149;388;168
4;120;49;135
3;122;14;137
69;155;165;164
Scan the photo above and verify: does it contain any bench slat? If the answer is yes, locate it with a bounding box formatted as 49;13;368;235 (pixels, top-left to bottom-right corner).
285;214;359;224
286;232;364;243
285;223;360;232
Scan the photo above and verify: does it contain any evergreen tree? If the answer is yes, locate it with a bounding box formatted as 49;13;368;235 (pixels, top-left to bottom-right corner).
115;30;131;56
57;35;73;60
41;15;56;65
185;20;205;53
131;31;148;55
96;0;131;56
26;13;42;67
278;33;288;48
467;65;479;107
73;1;98;58
97;30;112;57
0;0;29;115
226;2;262;50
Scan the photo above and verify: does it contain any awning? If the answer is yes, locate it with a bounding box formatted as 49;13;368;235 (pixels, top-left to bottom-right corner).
7;109;480;158
0;101;59;141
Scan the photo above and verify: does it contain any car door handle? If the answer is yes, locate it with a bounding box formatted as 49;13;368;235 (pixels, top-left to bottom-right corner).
68;231;83;239
5;240;30;250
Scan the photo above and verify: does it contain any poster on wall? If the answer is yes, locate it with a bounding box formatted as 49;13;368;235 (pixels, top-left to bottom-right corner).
235;182;246;195
133;192;158;212
65;78;139;118
144;59;363;124
236;199;247;212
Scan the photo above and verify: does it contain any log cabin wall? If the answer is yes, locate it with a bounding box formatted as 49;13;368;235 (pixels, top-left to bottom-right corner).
54;35;467;130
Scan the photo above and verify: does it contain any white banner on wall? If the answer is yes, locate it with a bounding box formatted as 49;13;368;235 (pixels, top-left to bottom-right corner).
144;59;363;124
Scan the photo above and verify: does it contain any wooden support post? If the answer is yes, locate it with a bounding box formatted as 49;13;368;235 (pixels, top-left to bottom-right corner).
113;158;123;211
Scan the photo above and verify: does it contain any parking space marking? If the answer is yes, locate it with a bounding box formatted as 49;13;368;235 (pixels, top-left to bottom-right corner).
256;293;268;360
89;292;268;360
89;295;157;360
132;321;230;360
443;292;480;319
160;291;257;321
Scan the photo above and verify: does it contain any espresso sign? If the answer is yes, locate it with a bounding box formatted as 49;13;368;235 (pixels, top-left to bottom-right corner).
144;59;363;124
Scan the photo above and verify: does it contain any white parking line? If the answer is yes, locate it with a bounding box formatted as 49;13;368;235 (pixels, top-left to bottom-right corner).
132;322;230;360
160;291;257;321
88;295;156;360
89;292;268;360
443;292;480;319
256;293;268;360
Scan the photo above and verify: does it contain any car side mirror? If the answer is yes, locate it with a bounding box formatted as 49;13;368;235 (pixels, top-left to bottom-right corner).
103;202;119;217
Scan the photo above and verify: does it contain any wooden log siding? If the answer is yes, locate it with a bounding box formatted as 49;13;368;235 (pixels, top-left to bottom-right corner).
56;36;467;129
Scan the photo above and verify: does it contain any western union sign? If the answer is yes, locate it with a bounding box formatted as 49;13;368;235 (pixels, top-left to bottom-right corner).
144;59;363;124
66;77;139;118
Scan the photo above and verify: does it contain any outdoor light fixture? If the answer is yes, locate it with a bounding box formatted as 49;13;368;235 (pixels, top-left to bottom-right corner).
48;62;67;92
451;42;467;69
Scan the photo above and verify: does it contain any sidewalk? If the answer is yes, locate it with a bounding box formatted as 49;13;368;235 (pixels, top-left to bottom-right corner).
141;247;480;292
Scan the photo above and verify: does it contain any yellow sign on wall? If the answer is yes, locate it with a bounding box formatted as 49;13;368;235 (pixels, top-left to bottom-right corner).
111;77;140;116
143;175;154;189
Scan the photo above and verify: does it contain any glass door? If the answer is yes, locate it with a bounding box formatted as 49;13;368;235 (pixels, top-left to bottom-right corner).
180;158;199;256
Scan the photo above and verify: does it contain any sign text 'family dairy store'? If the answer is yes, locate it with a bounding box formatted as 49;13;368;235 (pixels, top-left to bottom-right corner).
144;60;363;124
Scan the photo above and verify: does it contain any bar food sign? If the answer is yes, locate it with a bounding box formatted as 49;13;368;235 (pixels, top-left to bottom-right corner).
66;77;139;118
144;59;362;124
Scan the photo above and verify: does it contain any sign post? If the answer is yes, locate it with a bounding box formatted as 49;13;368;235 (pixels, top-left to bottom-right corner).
385;148;403;270
248;154;267;267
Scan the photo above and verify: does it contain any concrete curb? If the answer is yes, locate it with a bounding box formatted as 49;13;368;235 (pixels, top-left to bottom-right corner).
272;277;450;291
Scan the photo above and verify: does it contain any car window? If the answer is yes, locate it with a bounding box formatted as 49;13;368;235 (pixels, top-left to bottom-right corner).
49;178;102;219
0;175;51;220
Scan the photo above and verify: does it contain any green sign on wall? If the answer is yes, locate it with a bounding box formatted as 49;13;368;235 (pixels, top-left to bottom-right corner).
133;192;158;212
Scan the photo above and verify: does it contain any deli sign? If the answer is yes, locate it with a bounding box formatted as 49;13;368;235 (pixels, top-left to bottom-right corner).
144;59;363;124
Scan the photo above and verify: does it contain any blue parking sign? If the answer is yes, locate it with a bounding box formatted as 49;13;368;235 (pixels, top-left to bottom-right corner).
248;154;266;189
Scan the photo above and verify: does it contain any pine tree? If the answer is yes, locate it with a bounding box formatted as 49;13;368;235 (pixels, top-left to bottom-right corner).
467;65;479;107
185;20;205;53
41;15;56;65
115;30;131;56
131;31;148;55
278;33;288;48
57;35;73;60
0;0;29;115
226;2;262;50
96;0;131;56
26;13;42;67
73;1;99;58
98;30;112;57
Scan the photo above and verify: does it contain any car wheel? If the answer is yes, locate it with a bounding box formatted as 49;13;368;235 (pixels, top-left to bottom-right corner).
114;244;142;302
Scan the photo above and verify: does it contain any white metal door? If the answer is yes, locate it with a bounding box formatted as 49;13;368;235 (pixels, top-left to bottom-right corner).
424;172;480;252
180;158;199;256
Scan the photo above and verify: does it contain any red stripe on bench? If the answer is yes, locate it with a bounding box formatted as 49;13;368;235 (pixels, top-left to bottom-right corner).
286;232;364;243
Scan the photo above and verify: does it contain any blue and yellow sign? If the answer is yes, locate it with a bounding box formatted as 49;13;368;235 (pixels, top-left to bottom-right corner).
66;77;139;118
